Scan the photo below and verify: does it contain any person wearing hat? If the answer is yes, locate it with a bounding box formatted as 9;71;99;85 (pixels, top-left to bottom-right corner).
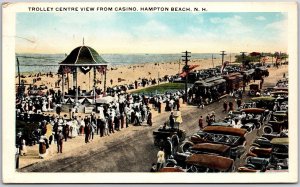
57;130;64;153
169;112;175;129
198;116;203;130
206;114;211;126
147;109;152;126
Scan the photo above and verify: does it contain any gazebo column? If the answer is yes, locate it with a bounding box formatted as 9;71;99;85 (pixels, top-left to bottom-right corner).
75;67;79;104
93;66;96;103
62;72;65;102
72;67;76;91
104;67;107;96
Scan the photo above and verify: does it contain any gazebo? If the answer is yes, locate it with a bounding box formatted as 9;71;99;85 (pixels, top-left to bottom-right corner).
58;45;108;104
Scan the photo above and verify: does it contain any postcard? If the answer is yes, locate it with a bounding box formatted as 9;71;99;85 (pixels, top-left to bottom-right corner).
2;1;298;183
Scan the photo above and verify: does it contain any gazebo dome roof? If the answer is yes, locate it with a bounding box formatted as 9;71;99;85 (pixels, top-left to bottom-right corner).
60;46;108;65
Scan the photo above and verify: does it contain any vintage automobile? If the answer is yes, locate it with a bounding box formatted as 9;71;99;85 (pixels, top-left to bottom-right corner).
251;96;276;110
210;122;232;127
245;156;269;171
252;137;272;148
247;147;272;158
249;83;260;96
153;112;186;147
182;126;247;159
273;86;288;92
263;111;288;134
268;138;289;170
240;108;269;129
271;91;288;98
188;143;231;158
184;154;235;172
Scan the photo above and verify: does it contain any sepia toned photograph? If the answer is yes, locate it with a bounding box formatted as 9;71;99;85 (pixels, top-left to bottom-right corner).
2;2;298;183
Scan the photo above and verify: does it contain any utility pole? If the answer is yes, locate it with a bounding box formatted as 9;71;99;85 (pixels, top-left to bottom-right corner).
229;53;231;63
182;51;191;104
240;52;247;67
211;54;214;68
220;51;227;66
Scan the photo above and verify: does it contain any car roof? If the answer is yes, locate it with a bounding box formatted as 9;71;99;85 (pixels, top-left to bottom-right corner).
270;138;289;145
203;126;247;137
241;108;266;113
185;154;234;171
191;143;231;154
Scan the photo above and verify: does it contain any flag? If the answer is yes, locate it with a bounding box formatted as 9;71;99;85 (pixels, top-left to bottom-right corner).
179;65;199;77
220;61;229;74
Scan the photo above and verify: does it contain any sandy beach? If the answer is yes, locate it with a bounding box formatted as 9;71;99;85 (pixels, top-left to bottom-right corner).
16;56;236;92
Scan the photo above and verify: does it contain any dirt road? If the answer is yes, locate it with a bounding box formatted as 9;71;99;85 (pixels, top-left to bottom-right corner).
19;65;287;172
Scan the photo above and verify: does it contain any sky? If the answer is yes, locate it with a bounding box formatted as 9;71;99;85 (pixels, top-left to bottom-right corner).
16;12;288;54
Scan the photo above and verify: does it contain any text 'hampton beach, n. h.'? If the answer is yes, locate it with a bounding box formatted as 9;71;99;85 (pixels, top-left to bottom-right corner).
28;6;208;12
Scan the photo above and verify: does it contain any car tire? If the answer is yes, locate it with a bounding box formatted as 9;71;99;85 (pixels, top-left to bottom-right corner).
245;156;254;164
179;141;194;153
263;126;273;134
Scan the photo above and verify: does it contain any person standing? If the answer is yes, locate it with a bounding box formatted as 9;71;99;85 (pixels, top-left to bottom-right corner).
158;101;161;113
99;118;105;137
63;123;69;142
169;112;175;129
147;109;152;126
223;100;228;112
57;130;64;153
114;115;120;131
96;116;101;135
206;114;211;126
84;124;90;143
156;147;165;171
56;105;61;116
229;101;234;111
237;98;242;108
108;116;114;134
120;113;125;129
198;116;203;130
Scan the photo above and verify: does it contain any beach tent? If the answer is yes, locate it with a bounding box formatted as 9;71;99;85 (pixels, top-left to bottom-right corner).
65;97;75;104
96;96;114;104
79;98;93;105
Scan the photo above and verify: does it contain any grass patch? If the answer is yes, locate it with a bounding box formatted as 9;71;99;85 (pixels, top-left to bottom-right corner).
132;83;185;94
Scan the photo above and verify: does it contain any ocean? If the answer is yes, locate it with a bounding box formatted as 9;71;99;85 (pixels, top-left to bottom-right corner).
15;53;228;73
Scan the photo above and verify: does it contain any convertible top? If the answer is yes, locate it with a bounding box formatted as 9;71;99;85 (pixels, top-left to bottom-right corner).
191;143;230;154
271;138;289;145
251;97;275;101
241;108;266;114
186;154;234;171
203;126;247;137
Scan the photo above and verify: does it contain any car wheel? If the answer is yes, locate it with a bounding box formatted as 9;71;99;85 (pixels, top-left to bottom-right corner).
263;126;273;134
179;141;194;153
245;156;254;164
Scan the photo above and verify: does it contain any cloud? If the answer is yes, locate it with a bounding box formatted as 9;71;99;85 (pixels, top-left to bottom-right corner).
255;16;266;21
265;19;287;31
